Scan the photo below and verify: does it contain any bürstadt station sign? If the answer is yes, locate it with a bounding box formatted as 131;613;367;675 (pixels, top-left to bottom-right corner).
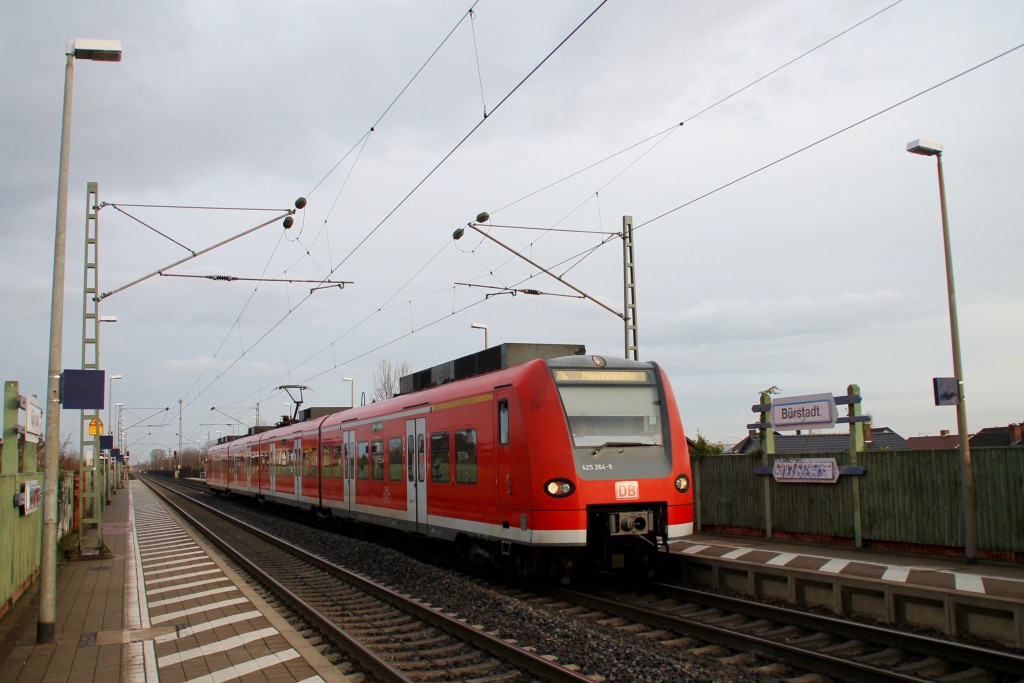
769;393;837;431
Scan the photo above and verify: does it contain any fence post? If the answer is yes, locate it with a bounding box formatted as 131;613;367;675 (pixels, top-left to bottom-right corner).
693;456;702;532
847;384;864;547
759;392;774;539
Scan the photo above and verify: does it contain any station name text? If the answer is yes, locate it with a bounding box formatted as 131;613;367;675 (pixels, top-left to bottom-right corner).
779;405;824;420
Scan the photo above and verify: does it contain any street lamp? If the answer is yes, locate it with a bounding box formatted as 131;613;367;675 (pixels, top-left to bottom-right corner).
471;322;489;349
40;37;122;645
107;374;122;434
906;138;977;564
343;377;354;408
116;403;124;452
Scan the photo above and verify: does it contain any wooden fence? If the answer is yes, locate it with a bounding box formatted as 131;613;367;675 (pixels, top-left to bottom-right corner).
694;448;1023;559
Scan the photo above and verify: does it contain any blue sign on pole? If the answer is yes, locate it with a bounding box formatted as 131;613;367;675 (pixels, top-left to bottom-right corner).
60;369;105;409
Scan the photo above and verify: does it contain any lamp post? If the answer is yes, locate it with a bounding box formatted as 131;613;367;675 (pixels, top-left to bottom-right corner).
107;373;122;435
906;138;977;564
471;322;489;349
116;403;124;453
343;377;355;408
40;37;122;645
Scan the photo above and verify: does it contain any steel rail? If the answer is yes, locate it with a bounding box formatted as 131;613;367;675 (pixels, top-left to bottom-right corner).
651;582;1024;678
144;475;595;683
544;584;1007;683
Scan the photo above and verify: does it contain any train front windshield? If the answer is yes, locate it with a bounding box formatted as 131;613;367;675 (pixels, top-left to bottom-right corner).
552;365;672;480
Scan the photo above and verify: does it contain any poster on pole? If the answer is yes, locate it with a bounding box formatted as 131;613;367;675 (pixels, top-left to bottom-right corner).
933;377;960;406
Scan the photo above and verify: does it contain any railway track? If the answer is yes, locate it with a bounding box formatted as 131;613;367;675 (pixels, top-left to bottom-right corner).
524;583;1024;682
146;476;1024;682
143;476;597;683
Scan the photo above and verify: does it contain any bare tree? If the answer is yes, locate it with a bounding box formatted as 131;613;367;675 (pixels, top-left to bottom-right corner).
35;431;80;471
372;359;411;402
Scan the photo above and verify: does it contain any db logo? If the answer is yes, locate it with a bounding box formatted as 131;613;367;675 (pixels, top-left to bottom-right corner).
615;481;639;500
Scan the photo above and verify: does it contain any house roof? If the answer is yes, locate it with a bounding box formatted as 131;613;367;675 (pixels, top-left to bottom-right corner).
727;427;910;454
969;425;1023;447
906;434;961;450
906;422;1023;449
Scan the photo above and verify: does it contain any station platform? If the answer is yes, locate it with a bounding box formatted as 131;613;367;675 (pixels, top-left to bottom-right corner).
671;533;1024;600
0;480;347;683
669;532;1024;647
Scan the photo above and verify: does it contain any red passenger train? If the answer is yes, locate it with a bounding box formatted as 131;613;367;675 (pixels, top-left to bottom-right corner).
206;345;694;577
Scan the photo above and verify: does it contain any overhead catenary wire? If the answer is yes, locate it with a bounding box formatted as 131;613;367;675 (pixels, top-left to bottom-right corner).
193;0;903;416
304;2;481;199
180;0;611;411
636;40;1024;231
469;8;489;117
486;40;1024;308
189;2;955;426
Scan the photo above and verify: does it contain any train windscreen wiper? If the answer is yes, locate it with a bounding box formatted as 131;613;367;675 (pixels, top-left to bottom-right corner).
590;441;655;456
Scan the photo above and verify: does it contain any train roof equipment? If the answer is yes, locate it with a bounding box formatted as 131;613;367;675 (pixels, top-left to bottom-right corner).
398;342;585;396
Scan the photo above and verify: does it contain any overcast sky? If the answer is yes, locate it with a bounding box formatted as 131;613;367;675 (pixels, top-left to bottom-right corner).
2;1;1022;457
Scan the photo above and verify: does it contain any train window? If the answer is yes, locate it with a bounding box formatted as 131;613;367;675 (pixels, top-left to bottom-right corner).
430;432;450;483
357;441;370;480
371;440;385;480
332;445;342;478
407;435;414;482
344;433;355;479
321;446;331;479
307;449;317;479
560;384;663;448
388;437;403;481
417;434;425;482
498;400;509;445
455;429;477;484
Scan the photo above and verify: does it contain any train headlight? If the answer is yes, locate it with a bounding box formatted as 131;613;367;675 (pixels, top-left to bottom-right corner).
544;478;575;498
674;474;690;493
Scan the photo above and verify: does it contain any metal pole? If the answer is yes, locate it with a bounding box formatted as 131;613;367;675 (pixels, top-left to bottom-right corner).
847;384;864;549
107;378;114;435
935;153;978;563
178;398;183;474
622;215;639;360
39;50;75;645
759;392;774;540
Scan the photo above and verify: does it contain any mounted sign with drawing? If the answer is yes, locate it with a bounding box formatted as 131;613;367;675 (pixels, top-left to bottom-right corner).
772;458;840;483
770;393;837;431
933;377;960;406
15;480;42;515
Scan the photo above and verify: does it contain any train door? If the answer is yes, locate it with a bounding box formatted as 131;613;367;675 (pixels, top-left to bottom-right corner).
495;389;514;508
293;438;303;501
405;418;427;532
269;443;277;492
343;430;356;513
246;447;253;490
